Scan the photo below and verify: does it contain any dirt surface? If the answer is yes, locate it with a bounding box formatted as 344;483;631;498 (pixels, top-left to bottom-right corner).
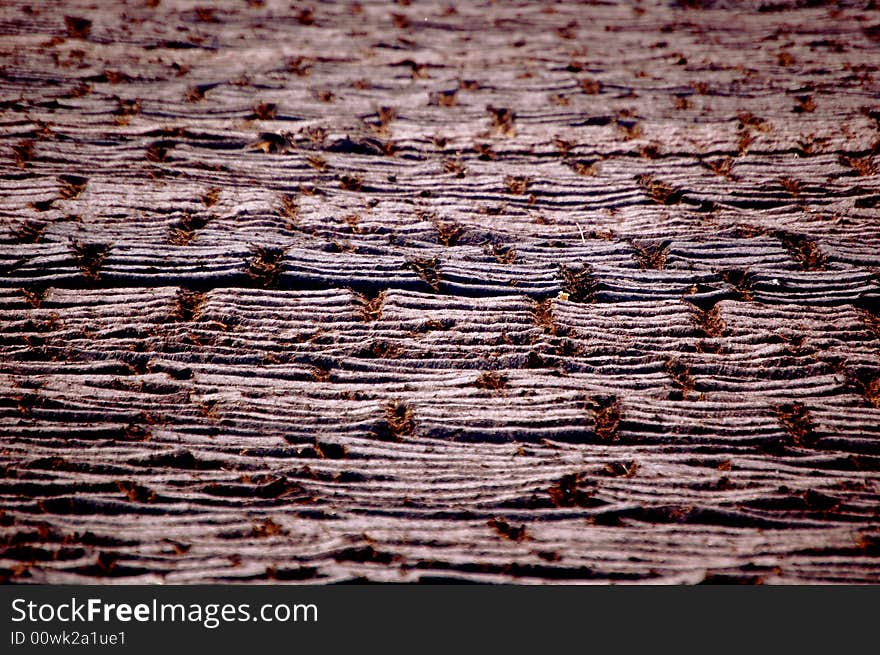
1;0;879;584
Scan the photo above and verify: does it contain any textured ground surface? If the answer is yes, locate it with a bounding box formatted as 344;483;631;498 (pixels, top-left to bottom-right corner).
1;0;879;584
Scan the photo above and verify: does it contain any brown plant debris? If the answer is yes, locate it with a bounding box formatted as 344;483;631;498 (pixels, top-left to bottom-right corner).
737;129;755;154
844;369;880;408
578;77;602;94
352;290;386;322
793;94;816;114
13;221;46;244
490;244;516;264
286;56;313;76
372;400;415;441
737;111;770;131
547;473;597;508
58;175;87;200
406;257;440;290
838;155;877;177
21;286;48;308
248;132;290;154
435;221;464;246
339;174;363;191
252;101;278;120
779;177;802;196
333;545;395;564
631;240;669;270
531;299;557;334
245;246;285;288
71;241;110;280
201;187;221;207
64;16;92;39
774;230;826;271
664;357;696;399
487;105;516;137
172;288;207;322
487;518;529;542
442;158;466;177
278;193;299;220
116;481;156;504
168;213;211;246
145;141;171;163
616;119;643;140
111;96;141;120
587;394;621;441
559;264;598;302
599;461;639;478
474;371;509;391
721;269;755;301
12;140;34;168
566;159;599;176
306;154;327;171
249;518;287;538
692;304;726;339
637;174;683;204
505;175;531;195
775;402;818;448
429;89;457;107
704;157;735;178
